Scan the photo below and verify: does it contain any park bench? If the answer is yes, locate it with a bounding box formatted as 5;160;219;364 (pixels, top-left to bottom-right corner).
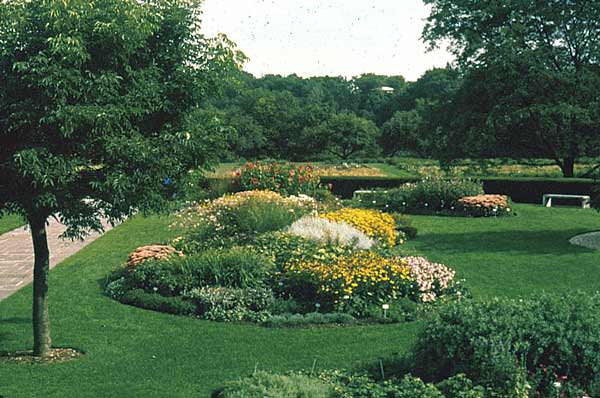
542;194;591;209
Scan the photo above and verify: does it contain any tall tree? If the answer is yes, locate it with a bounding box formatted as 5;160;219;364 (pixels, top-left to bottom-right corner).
0;0;242;356
424;0;600;177
307;113;380;160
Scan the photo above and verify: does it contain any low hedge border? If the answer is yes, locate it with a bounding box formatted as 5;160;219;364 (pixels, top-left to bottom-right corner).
202;176;598;204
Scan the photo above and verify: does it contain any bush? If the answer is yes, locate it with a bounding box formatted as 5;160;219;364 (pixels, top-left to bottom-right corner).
236;161;321;196
214;371;335;398
184;286;275;322
411;293;600;397
251;232;352;269
117;289;196;316
356;178;483;215
392;213;418;239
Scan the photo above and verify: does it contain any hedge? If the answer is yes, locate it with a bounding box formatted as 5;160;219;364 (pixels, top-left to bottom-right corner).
202;176;599;204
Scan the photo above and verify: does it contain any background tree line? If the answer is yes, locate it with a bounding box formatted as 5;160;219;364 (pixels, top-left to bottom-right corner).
198;0;600;178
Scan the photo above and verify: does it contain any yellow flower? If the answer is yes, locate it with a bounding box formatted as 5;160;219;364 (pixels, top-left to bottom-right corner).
319;208;398;246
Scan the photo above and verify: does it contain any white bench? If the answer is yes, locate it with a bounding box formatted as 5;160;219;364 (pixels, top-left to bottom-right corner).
542;194;591;209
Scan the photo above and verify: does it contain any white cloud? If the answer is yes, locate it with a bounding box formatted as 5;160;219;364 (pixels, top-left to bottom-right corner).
202;0;454;81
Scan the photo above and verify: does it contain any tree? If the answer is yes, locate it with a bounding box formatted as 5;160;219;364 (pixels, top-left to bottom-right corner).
0;0;242;357
380;110;422;156
424;0;600;177
307;113;380;160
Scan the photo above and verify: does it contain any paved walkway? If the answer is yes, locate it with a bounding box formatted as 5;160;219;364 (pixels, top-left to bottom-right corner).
0;218;113;300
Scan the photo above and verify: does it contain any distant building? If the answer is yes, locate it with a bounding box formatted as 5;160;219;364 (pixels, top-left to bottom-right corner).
379;86;395;93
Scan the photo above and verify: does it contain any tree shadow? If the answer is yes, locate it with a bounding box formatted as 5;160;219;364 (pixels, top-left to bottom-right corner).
413;229;598;256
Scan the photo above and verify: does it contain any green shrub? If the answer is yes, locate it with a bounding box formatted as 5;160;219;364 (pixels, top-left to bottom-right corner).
230;196;305;235
181;247;274;289
411;293;600;397
214;371;335;398
118;289;196;316
183;286;274;322
251;232;352;269
112;247;273;297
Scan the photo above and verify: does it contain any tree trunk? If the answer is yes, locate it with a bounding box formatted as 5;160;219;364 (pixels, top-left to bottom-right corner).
29;215;51;357
560;157;575;178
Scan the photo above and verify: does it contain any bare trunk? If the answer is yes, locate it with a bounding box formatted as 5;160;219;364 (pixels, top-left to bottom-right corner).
560;157;575;178
29;215;51;357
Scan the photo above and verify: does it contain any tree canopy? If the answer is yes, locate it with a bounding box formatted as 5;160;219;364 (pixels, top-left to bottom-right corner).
0;0;242;356
423;0;600;177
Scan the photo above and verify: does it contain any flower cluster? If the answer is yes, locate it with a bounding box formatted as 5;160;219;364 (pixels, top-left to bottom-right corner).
235;161;320;196
403;256;455;302
320;208;399;246
288;216;375;249
174;190;317;232
457;194;512;217
288;252;412;308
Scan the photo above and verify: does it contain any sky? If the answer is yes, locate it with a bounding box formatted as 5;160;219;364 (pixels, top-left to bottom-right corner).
201;0;454;82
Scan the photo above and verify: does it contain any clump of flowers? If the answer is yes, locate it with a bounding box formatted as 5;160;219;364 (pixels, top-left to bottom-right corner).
457;194;512;217
288;216;375;249
287;252;412;311
126;245;182;268
403;256;455;302
172;190;317;253
320;208;400;246
235;161;320;196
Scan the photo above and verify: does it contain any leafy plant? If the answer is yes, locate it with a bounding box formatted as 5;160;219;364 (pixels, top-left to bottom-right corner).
183;286;274;322
411;293;600;397
214;371;335;398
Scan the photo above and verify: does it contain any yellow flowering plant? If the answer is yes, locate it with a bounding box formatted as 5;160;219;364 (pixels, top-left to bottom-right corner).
320;208;401;246
286;252;414;314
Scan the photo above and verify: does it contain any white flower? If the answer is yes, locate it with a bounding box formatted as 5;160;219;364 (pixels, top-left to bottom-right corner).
288;216;375;249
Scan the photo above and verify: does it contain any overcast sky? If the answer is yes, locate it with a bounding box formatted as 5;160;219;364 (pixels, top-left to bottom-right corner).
201;0;453;82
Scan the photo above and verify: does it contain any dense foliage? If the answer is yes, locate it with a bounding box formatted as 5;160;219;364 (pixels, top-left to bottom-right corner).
411;293;600;397
0;0;242;357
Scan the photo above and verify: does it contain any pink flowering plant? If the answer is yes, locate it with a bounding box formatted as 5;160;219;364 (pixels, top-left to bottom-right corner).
235;161;320;196
403;256;464;303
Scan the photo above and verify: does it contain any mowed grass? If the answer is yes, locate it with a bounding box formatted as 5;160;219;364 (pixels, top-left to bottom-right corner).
0;215;418;398
0;214;25;235
1;205;600;397
404;205;600;298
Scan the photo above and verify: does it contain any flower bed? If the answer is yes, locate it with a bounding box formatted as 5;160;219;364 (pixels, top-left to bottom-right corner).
105;190;465;326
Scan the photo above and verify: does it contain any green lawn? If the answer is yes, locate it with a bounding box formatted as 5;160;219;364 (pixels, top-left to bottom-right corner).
1;205;600;397
0;214;25;235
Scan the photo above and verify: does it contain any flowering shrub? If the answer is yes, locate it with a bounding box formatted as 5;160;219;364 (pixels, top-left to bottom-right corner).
236;161;320;196
457;194;512;217
403;256;456;303
288;216;375;249
287;252;413;314
172;190;317;253
320;208;400;246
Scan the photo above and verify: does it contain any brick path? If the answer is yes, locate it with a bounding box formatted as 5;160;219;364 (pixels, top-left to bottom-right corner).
0;218;113;300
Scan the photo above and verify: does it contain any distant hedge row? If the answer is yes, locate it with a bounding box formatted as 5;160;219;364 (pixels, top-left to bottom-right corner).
202;176;598;204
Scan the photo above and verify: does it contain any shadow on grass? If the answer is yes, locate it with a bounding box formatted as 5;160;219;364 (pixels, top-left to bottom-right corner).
0;317;29;325
413;229;598;255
